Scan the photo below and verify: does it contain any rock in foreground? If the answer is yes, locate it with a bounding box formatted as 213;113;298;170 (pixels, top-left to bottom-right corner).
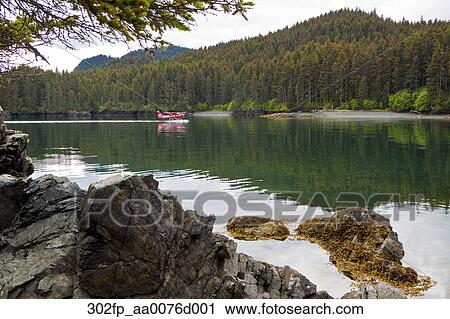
0;175;25;231
0;175;85;298
77;175;317;298
1;174;320;299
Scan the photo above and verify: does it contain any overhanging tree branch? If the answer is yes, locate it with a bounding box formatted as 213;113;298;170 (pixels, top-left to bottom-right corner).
0;0;254;71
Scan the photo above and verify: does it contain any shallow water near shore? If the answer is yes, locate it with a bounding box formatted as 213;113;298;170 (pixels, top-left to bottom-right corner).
6;117;450;298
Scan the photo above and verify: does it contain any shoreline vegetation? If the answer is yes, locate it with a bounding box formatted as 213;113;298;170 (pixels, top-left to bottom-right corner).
260;110;450;120
5;109;450;121
2;87;450;119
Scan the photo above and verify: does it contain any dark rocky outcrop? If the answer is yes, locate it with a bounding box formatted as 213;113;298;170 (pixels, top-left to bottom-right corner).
0;175;85;298
1;174;320;299
0;106;34;177
0;175;25;231
77;175;317;298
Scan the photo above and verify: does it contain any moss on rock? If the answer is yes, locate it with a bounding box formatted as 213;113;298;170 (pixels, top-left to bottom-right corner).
226;216;290;241
295;208;434;296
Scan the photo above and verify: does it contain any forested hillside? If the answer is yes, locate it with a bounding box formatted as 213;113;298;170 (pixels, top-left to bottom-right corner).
73;45;189;71
74;55;113;71
1;9;449;113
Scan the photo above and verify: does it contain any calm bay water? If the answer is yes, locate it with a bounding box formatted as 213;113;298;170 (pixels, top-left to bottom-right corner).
7;116;450;298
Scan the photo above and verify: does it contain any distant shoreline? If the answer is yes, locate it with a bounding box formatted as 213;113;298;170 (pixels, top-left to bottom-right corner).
4;110;450;121
4;110;156;121
260;110;450;121
193;111;232;117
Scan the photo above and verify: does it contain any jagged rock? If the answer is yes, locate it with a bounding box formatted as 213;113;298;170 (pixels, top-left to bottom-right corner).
1;174;321;299
0;175;25;231
342;283;407;299
218;235;316;298
77;175;318;299
0;175;85;298
0;106;34;177
37;273;75;298
14;175;85;229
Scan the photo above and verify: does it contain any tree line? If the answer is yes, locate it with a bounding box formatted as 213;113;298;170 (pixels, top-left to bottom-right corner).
0;9;449;114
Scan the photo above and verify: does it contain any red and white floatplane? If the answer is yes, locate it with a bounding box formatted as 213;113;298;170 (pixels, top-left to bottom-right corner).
156;110;187;121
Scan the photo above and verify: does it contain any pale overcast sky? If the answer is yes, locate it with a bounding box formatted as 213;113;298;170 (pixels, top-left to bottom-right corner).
35;0;450;71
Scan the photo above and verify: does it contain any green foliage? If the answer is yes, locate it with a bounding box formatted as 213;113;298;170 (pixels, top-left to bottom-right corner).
0;16;36;47
195;102;209;112
362;99;380;110
263;98;289;112
240;100;260;111
430;96;450;114
143;103;159;111
426;44;448;97
413;88;431;112
387;87;448;113
99;101;138;112
211;104;228;111
226;100;238;112
337;99;361;110
321;102;334;110
350;99;361;110
389;90;414;112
